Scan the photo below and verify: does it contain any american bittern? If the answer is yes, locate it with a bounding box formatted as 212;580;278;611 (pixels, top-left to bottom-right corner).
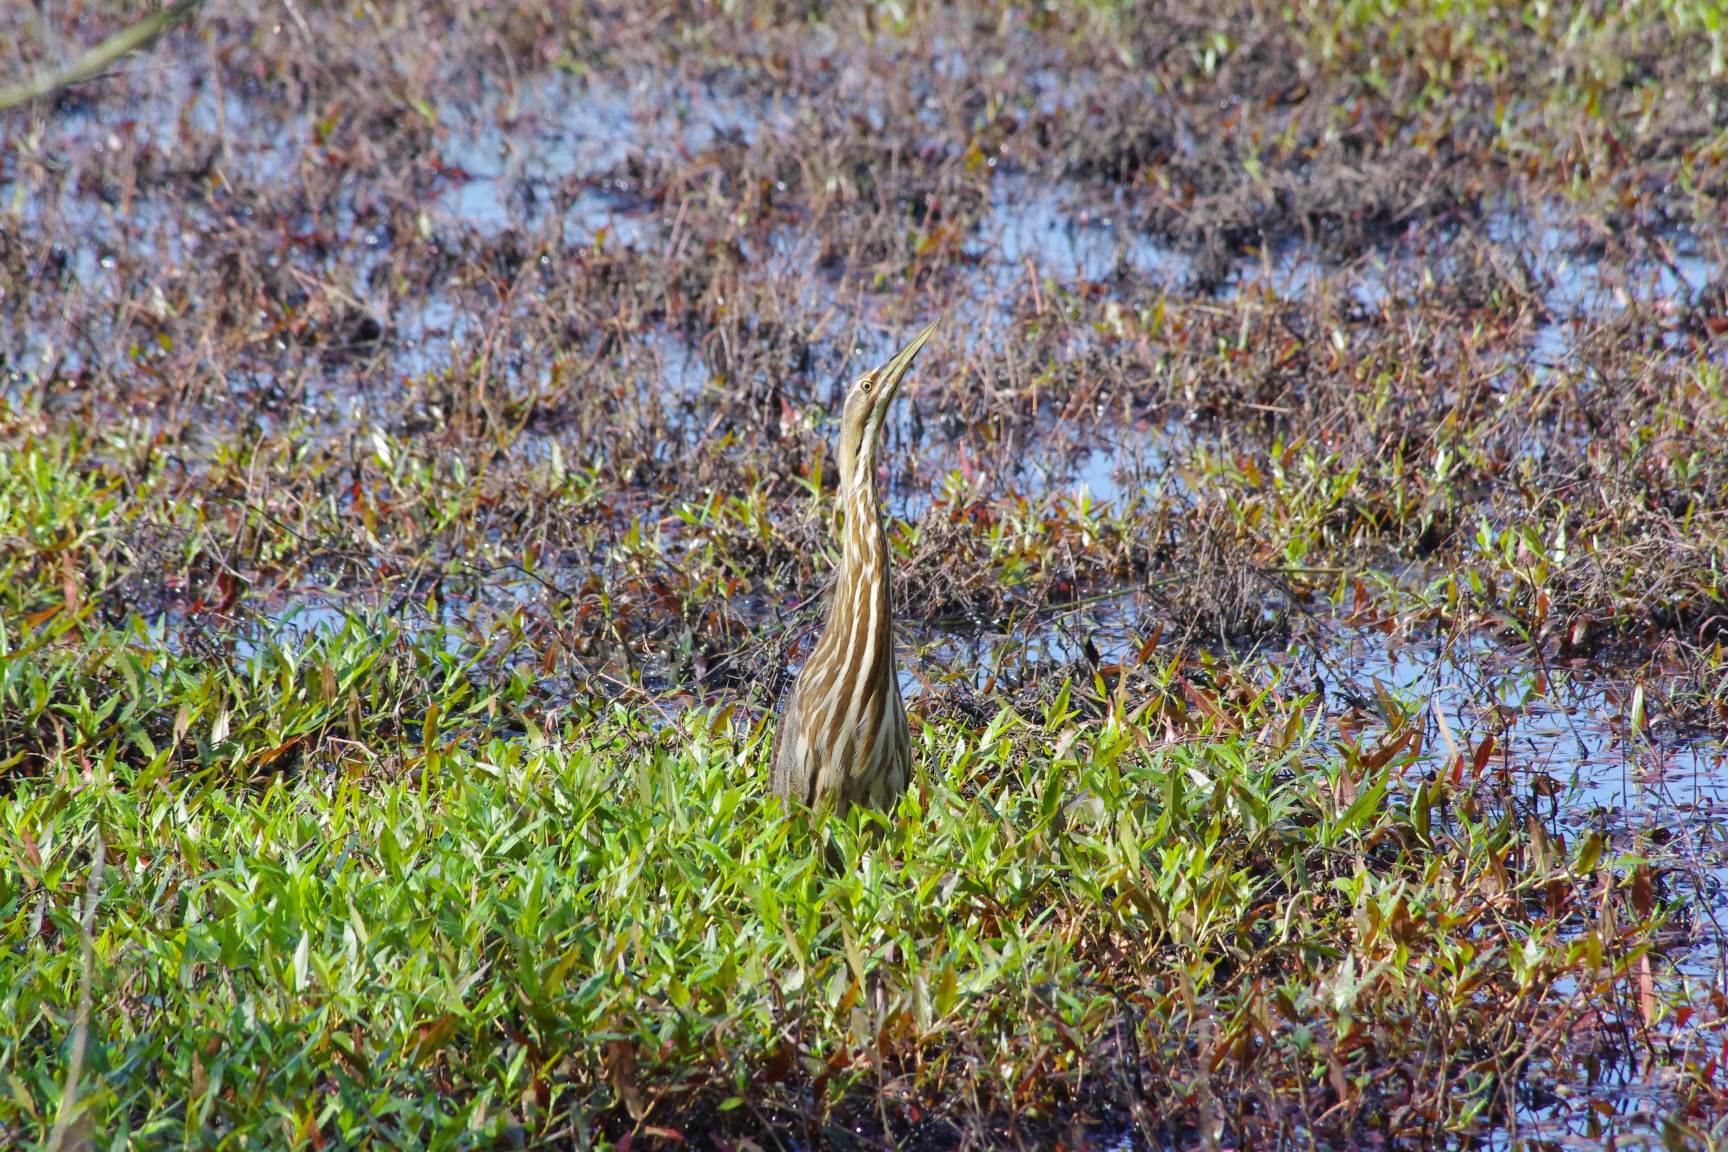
771;321;938;815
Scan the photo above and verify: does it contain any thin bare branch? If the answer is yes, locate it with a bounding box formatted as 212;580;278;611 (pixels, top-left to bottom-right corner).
0;0;203;113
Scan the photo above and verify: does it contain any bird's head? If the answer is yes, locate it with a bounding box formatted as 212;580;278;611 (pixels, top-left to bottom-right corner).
836;320;937;492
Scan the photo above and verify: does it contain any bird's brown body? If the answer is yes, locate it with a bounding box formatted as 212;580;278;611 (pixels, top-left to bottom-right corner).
771;323;936;815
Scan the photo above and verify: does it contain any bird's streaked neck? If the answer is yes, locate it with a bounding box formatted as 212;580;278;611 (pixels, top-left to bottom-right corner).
841;432;887;545
842;439;881;505
832;435;891;630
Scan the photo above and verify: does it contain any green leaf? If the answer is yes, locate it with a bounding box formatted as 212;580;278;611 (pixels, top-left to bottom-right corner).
1335;776;1388;839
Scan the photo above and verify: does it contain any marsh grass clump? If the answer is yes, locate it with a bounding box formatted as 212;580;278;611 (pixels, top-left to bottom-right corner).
0;625;1709;1148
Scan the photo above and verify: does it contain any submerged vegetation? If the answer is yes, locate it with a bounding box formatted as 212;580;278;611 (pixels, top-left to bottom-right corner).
2;0;1728;1147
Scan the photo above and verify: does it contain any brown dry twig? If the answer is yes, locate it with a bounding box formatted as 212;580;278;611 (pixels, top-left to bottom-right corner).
0;0;204;113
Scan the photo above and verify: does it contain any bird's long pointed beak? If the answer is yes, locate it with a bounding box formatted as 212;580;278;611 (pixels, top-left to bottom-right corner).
878;319;939;396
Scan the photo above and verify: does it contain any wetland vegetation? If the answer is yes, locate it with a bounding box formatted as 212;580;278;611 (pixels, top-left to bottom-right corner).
2;0;1727;1147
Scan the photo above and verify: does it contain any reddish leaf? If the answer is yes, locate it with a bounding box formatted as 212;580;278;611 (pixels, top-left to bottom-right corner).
254;738;301;769
23;604;62;629
1471;733;1495;778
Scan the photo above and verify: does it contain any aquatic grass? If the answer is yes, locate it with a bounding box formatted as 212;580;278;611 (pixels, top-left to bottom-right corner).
0;541;502;781
0;615;1704;1147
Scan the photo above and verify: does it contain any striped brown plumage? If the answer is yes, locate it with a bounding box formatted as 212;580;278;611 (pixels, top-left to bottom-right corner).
771;322;937;815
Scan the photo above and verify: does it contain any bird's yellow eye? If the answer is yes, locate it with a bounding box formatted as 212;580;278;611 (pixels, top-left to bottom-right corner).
860;376;873;393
